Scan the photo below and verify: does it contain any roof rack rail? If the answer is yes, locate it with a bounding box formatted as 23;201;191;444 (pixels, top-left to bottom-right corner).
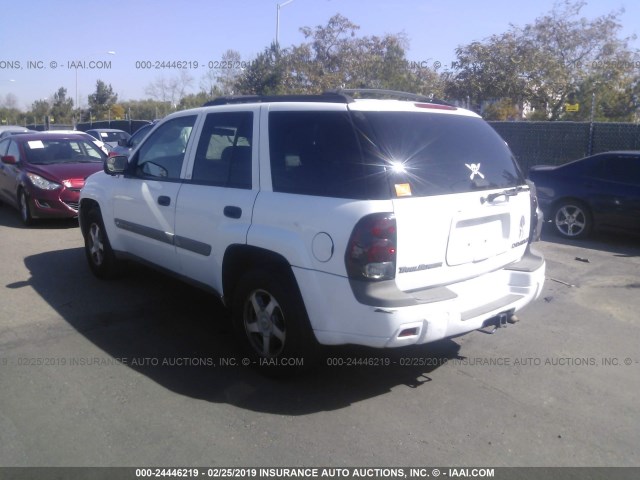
203;92;352;107
325;88;455;107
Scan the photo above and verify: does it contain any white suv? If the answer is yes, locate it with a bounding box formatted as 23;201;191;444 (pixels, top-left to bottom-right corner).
79;89;545;371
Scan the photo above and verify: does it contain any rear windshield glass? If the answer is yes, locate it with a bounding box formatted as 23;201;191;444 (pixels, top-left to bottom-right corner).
352;111;525;197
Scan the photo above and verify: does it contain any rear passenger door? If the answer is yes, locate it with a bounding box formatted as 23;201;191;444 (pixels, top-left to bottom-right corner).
175;108;259;292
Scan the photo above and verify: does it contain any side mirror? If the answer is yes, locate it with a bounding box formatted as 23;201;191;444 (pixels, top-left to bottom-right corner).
104;155;128;175
1;155;17;165
117;138;128;147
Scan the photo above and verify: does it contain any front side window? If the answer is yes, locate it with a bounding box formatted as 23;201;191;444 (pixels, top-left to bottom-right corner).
130;125;152;148
0;138;11;157
7;139;21;162
192;112;253;188
135;115;196;180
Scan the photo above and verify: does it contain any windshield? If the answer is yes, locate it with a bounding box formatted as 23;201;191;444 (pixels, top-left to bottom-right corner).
24;139;105;164
351;111;525;197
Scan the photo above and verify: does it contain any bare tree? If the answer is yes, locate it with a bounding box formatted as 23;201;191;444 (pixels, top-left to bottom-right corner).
145;70;194;107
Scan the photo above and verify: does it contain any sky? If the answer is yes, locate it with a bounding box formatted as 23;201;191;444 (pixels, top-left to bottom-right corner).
1;0;638;111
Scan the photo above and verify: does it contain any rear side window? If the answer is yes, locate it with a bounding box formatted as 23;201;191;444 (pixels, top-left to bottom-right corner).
352;111;525;197
593;155;640;184
192;112;253;188
269;111;388;199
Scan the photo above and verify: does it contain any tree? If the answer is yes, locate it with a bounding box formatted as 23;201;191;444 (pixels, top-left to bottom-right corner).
0;94;22;125
446;33;526;113
234;43;290;95
110;104;125;120
198;49;242;99
217;49;243;95
482;98;522;120
178;92;210;110
31;99;50;120
88;80;118;120
120;99;176;120
50;87;74;124
2;93;18;110
145;70;194;107
234;14;441;96
446;0;640;121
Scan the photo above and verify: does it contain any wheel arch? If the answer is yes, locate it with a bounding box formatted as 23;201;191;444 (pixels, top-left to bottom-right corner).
222;244;298;307
79;198;101;236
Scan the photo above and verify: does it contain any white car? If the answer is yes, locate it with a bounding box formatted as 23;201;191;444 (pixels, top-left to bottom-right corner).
41;130;111;155
85;128;130;149
0;125;34;139
79;90;545;373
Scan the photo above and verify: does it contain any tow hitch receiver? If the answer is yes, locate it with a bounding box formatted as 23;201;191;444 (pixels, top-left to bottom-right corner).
482;312;510;334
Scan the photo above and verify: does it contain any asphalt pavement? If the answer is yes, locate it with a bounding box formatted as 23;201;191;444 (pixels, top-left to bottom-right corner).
0;206;638;468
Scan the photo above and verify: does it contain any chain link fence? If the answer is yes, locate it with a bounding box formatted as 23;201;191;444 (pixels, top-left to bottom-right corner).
75;120;152;134
490;121;640;173
26;120;152;135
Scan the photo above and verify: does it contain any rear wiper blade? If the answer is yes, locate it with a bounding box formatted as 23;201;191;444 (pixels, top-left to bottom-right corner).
482;185;529;204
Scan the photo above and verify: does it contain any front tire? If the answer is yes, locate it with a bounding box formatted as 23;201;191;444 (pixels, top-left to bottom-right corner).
232;269;319;376
19;189;33;226
83;207;121;279
552;200;592;239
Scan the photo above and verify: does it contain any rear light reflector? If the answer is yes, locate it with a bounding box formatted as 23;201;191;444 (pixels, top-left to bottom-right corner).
345;213;397;281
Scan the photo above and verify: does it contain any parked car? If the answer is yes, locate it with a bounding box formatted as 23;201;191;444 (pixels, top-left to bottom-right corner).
42;130;111;155
85;128;130;148
529;151;640;239
108;122;156;158
0;126;33;139
0;132;106;225
79;89;545;373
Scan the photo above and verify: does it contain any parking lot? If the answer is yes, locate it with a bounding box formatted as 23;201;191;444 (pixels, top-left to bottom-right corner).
0;205;638;468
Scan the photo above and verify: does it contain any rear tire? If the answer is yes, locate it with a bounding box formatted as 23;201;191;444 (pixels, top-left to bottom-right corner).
83;207;121;279
552;200;592;239
232;268;319;376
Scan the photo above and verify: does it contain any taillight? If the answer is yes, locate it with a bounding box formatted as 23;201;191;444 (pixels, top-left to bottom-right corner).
526;180;542;242
345;213;397;281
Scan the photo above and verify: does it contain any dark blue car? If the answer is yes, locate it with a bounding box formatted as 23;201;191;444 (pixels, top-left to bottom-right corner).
529;151;640;239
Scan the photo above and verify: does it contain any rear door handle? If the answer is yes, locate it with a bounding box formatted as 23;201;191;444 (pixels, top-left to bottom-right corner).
223;206;242;219
158;195;171;206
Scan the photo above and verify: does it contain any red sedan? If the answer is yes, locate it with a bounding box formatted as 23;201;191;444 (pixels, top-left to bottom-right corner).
0;132;106;225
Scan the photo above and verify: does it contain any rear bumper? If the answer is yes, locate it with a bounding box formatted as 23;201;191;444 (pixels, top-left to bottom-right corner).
298;248;545;348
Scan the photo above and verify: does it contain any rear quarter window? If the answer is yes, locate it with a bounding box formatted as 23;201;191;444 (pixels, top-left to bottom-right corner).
268;111;388;199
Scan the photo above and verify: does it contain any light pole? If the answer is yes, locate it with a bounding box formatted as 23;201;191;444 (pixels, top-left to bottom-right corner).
75;50;116;118
276;0;295;48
